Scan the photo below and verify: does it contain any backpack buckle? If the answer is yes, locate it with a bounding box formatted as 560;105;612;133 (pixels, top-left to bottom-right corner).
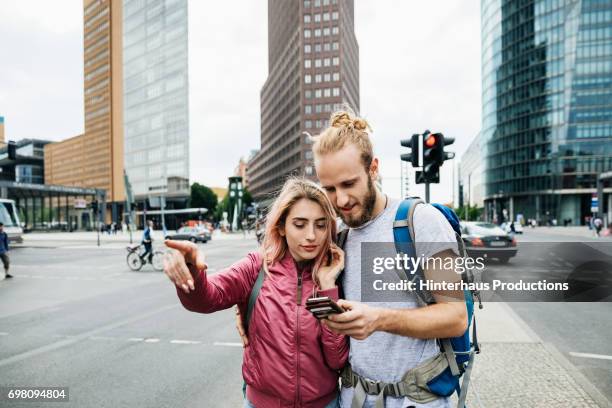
360;377;382;394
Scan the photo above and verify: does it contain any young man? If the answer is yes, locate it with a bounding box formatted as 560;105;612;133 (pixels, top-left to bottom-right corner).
0;222;11;278
311;111;466;408
141;220;154;264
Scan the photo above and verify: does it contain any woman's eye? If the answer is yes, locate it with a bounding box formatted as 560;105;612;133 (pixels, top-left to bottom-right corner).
316;223;327;229
294;223;305;229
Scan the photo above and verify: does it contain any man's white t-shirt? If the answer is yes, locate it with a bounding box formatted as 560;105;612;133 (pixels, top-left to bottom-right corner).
340;198;458;408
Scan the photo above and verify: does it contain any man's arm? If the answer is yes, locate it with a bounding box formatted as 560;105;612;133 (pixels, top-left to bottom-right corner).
323;249;467;340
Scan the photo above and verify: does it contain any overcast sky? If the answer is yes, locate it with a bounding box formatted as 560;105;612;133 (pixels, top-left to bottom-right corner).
0;1;481;204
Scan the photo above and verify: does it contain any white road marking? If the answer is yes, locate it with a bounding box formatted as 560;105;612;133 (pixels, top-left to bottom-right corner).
128;338;144;342
213;341;243;347
569;352;612;361
0;304;178;368
170;340;201;345
0;332;8;336
89;336;117;341
144;338;160;343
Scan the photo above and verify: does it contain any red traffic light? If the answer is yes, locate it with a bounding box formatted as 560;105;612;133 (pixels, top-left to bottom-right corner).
424;134;437;147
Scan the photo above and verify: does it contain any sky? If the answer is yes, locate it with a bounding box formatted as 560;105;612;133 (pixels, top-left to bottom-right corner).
0;0;481;204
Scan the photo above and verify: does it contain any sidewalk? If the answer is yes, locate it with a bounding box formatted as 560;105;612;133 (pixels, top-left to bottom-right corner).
454;302;610;407
14;230;253;248
526;225;612;240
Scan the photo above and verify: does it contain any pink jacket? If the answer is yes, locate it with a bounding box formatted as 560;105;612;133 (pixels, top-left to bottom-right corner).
176;251;349;408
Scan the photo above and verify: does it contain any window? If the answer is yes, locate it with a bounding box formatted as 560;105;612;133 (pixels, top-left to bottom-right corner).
316;120;323;128
305;151;313;160
324;43;331;51
304;14;311;23
305;166;313;176
333;72;340;81
305;89;312;98
315;43;322;52
305;59;311;68
314;0;321;7
323;0;329;5
315;104;323;113
323;27;330;36
315;59;322;68
305;120;313;128
323;12;330;21
332;26;339;35
332;57;339;66
332;11;338;20
332;42;339;50
315;74;322;83
324;73;331;82
333;87;340;96
314;13;321;22
304;0;310;7
315;89;322;98
304;29;311;38
305;105;312;114
324;104;331;112
305;44;311;53
314;29;321;37
324;58;330;67
305;74;312;84
324;88;331;97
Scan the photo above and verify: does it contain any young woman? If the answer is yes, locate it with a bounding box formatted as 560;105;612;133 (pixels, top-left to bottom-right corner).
163;178;348;408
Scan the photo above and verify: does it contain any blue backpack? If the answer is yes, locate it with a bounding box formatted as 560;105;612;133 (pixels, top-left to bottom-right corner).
393;197;482;407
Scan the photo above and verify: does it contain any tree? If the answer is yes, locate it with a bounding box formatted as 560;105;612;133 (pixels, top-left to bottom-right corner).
190;183;218;215
454;204;484;222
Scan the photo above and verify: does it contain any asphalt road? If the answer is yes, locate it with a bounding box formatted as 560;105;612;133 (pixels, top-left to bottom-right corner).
1;229;611;406
0;238;258;408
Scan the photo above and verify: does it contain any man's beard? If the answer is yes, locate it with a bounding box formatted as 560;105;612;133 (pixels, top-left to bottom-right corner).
339;177;377;228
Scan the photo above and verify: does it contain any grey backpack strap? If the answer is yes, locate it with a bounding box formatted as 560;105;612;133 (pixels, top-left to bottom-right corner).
245;266;265;333
337;228;349;249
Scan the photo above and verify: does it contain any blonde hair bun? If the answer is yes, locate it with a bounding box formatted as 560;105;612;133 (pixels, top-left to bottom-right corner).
330;111;371;133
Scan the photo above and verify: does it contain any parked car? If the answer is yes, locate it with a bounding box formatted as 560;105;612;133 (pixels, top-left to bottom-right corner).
500;222;523;234
460;222;517;263
166;226;209;243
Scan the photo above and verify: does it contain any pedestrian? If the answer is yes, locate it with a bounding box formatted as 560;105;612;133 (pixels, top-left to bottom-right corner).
0;222;11;279
593;217;603;237
164;178;348;407
510;221;516;234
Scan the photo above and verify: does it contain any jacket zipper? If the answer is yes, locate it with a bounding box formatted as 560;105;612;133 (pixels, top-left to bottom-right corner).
295;267;303;406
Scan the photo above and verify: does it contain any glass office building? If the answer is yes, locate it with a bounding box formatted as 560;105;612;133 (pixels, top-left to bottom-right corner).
123;0;190;203
481;0;612;224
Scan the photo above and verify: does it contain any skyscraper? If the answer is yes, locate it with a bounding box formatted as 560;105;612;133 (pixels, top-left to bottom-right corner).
481;0;612;224
248;0;360;201
122;0;190;208
46;0;124;222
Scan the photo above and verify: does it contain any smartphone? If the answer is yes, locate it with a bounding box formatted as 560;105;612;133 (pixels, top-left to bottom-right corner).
305;296;344;319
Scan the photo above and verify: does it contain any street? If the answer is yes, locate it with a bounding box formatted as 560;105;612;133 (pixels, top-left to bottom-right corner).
0;229;611;407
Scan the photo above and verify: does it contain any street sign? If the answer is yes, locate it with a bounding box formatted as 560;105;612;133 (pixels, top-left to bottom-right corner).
591;193;598;213
74;199;87;209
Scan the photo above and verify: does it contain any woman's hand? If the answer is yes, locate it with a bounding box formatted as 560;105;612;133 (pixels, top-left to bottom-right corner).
163;240;207;294
316;244;344;290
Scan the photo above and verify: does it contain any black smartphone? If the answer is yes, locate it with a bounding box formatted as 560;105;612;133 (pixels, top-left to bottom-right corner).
305;296;344;319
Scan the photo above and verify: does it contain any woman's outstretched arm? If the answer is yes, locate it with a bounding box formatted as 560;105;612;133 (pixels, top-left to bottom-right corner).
164;240;261;314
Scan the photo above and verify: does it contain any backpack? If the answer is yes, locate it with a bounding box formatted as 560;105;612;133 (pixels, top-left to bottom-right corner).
392;197;481;407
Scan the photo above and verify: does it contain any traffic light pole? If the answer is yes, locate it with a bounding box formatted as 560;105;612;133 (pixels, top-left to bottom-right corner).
425;182;430;203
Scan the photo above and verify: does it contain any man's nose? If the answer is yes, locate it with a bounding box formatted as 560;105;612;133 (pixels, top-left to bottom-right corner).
336;190;350;208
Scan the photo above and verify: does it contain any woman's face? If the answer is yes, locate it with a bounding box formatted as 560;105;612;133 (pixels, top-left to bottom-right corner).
281;198;329;262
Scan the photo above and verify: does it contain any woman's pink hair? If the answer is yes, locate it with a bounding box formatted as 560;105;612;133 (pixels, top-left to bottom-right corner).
261;177;337;283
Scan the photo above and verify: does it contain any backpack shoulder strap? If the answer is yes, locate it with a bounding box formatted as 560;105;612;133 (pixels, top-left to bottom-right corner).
393;198;436;305
245;265;265;333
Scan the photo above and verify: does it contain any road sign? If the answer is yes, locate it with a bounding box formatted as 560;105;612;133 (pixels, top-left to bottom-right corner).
591;193;598;213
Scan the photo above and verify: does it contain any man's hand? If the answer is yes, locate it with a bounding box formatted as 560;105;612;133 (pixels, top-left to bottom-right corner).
321;299;381;340
235;306;249;347
163;240;206;294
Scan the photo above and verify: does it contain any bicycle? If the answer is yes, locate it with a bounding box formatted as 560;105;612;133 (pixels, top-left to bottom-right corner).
126;244;164;271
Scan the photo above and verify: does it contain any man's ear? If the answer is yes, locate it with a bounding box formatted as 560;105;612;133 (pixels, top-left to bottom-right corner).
369;157;379;180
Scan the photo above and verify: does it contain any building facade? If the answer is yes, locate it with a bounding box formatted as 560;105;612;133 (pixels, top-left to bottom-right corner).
481;0;612;225
122;0;190;210
458;132;485;209
45;0;124;222
248;0;360;201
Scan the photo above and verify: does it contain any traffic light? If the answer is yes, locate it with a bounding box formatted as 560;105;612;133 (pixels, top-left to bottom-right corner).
7;141;16;160
91;200;98;213
400;134;420;167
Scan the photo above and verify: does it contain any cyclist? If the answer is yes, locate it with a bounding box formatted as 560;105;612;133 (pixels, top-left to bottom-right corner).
141;220;154;264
